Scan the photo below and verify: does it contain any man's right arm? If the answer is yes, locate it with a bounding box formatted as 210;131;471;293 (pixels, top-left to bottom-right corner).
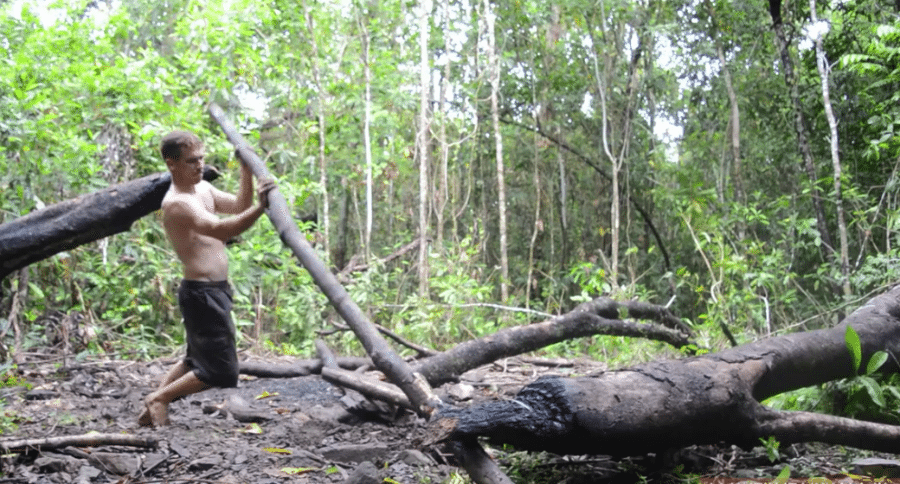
164;198;265;243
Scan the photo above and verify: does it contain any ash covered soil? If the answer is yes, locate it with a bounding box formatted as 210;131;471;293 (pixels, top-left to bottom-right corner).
1;354;894;483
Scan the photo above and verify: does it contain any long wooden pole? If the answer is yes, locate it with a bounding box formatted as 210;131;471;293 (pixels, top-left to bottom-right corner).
207;103;440;415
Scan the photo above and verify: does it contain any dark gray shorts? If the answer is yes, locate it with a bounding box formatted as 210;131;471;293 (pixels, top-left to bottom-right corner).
178;279;239;388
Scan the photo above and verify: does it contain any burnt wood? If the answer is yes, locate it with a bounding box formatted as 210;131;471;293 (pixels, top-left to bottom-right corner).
430;285;900;456
0;167;218;282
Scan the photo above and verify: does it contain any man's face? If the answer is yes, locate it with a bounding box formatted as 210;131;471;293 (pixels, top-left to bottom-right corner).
168;144;205;185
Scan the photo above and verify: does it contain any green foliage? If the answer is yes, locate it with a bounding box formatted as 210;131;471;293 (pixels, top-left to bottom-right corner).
760;436;781;463
0;364;30;435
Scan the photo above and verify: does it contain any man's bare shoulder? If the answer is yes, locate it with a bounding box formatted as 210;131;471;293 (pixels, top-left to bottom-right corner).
161;191;201;223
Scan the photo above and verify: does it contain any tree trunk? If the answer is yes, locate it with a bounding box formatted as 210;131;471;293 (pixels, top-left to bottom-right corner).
768;0;836;267
0;167;218;283
416;0;432;299
303;0;331;263
484;0;509;302
810;0;851;298
429;285;900;456
360;12;373;261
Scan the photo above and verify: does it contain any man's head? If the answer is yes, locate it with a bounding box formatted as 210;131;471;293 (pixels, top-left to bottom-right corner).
161;130;205;186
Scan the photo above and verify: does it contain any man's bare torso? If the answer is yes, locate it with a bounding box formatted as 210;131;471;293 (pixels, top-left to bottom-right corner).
162;181;229;281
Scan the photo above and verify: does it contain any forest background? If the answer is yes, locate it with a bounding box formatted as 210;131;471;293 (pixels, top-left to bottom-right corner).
3;0;900;424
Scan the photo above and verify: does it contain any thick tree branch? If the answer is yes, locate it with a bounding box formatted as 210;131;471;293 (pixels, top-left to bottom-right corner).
413;297;694;386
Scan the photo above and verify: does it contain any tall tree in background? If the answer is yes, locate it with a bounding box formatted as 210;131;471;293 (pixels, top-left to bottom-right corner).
703;0;744;212
417;0;433;297
809;0;850;298
359;9;374;260
484;0;510;302
585;1;647;291
303;0;331;263
768;0;837;276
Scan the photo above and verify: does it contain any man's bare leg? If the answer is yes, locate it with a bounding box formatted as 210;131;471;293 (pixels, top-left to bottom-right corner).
138;361;191;426
138;363;208;427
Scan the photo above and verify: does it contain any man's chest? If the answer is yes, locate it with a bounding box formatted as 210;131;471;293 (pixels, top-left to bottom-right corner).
196;186;216;213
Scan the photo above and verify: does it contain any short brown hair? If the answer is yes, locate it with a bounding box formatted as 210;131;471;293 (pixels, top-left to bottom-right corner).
160;130;202;161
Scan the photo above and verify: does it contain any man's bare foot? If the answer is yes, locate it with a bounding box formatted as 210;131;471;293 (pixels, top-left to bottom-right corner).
142;396;170;427
137;405;152;427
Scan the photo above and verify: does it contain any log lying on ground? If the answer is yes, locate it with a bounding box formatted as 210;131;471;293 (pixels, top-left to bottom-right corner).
239;356;371;378
412;297;694;385
0;167;219;282
0;433;157;453
428;285;900;456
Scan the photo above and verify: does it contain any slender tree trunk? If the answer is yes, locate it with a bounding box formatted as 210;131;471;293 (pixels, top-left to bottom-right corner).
360;14;373;261
706;0;744;211
810;0;851;298
303;0;330;262
417;0;432;298
588;6;619;289
557;127;569;273
436;0;451;251
526;78;542;309
484;0;509;302
769;0;836;267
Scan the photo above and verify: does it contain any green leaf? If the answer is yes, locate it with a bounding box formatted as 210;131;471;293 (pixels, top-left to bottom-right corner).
866;351;889;375
281;467;316;475
859;376;887;408
263;447;292;454
775;465;790;483
845;326;862;373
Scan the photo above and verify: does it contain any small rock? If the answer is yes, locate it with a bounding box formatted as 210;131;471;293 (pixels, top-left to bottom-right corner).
319;443;391;464
75;464;101;484
34;454;80;473
89;452;141;475
142;453;168;473
397;449;433;467
189;455;224;471
307;404;353;424
853;457;900;478
448;383;475;401
343;461;380;484
169;440;192;459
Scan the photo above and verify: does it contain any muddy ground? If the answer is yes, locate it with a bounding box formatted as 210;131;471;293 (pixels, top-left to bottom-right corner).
1;352;897;484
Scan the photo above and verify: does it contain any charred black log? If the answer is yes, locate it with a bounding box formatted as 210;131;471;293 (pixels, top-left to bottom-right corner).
0;167;218;282
429;285;900;456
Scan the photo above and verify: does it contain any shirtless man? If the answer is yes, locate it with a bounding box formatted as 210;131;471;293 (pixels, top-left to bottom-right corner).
138;130;275;427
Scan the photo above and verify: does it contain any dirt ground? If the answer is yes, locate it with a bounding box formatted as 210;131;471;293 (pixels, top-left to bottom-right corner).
1;352;897;484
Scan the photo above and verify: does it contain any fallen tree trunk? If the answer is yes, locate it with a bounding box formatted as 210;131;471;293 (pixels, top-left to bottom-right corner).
0;167;219;282
428;284;900;456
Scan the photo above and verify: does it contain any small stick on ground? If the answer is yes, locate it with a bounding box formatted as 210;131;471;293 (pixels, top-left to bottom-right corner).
1;433;157;453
